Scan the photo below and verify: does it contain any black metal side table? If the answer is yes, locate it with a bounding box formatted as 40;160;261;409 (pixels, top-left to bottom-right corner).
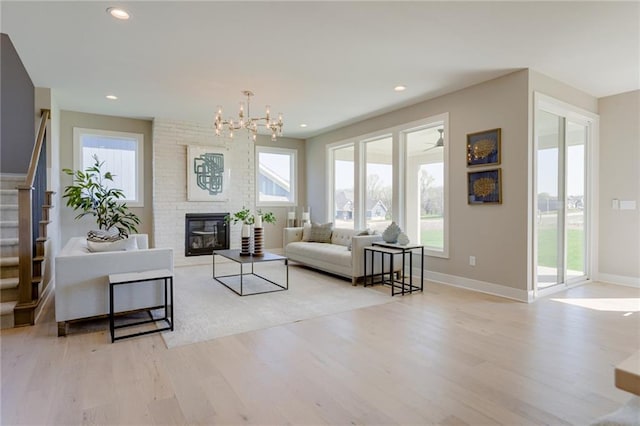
364;242;424;296
108;269;174;343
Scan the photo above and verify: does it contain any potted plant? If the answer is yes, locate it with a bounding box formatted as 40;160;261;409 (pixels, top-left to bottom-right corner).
225;207;255;225
62;155;141;241
226;207;276;255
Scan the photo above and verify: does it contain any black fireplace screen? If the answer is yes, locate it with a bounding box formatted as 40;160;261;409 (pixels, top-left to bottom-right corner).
185;213;229;256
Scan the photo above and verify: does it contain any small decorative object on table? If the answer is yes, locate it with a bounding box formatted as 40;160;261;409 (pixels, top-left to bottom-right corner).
397;232;410;246
226;207;276;256
382;221;402;243
241;224;251;256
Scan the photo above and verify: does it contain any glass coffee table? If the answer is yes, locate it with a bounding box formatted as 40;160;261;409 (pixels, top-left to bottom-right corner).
212;249;288;296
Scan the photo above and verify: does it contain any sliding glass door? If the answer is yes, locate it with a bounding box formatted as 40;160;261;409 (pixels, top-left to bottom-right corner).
535;106;589;290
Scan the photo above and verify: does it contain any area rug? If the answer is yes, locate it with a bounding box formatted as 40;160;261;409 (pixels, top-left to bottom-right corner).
160;262;395;348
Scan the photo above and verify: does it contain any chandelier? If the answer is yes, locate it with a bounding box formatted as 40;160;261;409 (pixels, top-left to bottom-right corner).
214;90;283;142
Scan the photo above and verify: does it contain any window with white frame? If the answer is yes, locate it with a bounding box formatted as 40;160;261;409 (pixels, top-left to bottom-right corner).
73;127;144;207
332;143;355;229
256;146;297;206
327;113;449;258
403;114;449;257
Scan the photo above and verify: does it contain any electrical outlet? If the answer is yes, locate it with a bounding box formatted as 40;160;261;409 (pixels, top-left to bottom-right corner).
469;256;476;266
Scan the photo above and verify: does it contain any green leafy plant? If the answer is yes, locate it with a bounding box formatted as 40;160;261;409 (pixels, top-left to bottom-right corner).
226;207;276;225
257;209;276;225
62;155;140;238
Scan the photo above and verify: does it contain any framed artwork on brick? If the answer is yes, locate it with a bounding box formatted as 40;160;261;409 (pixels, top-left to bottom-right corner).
187;145;231;201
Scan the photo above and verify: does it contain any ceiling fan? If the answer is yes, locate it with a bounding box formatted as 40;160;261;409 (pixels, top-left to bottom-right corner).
424;128;444;152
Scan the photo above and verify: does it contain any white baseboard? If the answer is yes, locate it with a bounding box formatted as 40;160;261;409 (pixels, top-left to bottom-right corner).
596;273;640;288
420;269;532;303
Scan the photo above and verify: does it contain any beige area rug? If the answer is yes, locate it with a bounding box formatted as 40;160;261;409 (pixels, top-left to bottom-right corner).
161;261;395;349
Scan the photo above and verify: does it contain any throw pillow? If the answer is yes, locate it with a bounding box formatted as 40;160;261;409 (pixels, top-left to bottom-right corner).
308;222;333;243
87;236;139;253
301;223;312;242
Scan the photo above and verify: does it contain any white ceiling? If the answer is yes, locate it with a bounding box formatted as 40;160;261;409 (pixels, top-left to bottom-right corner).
2;1;638;139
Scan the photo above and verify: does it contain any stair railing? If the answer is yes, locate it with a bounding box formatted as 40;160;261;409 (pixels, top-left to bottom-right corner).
14;109;50;326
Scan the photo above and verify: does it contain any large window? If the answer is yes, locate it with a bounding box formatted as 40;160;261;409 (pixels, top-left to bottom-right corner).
73;127;144;206
404;115;448;257
327;113;449;257
332;144;355;229
364;136;393;234
256;146;297;206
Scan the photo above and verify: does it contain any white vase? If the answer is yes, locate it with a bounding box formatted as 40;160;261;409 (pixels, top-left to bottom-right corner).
382;222;401;243
397;232;410;246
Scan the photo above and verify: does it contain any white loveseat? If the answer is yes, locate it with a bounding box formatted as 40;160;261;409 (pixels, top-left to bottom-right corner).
55;234;173;336
284;226;394;285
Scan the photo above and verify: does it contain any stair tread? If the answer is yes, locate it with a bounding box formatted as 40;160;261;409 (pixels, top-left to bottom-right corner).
0;257;18;267
0;277;19;290
0;238;19;245
0;205;18;209
0;301;17;316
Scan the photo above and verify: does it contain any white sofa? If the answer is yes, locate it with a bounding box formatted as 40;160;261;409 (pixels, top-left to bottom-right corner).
55;234;173;336
284;226;395;285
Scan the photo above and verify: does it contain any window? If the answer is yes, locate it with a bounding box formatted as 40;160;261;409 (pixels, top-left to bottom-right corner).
327;112;449;258
332;144;355;229
403;114;448;257
364;136;393;234
73;127;144;207
256;146;297;206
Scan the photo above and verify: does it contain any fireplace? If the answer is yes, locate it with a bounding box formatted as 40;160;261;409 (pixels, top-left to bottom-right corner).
185;213;229;256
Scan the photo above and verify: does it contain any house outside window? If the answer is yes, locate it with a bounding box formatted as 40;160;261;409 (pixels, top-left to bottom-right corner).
256;146;297;206
72;127;144;207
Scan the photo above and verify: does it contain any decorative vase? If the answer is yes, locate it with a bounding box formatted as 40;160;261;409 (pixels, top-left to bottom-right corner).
382;222;401;243
240;224;251;256
397;232;410;246
253;226;264;256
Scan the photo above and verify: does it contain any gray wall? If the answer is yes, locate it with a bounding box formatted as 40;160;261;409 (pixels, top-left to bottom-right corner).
598;90;640;282
307;70;531;293
59;111;154;246
1;33;34;174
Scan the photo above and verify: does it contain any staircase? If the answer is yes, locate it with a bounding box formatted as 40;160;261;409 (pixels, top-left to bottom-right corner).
1;177;23;328
0;176;55;329
0;109;53;328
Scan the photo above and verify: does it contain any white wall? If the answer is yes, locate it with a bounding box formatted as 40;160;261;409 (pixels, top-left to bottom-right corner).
597;90;640;285
152;118;305;266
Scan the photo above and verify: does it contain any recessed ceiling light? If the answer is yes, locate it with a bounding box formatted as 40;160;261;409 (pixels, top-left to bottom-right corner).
107;7;130;20
106;94;118;100
394;85;407;92
300;124;308;128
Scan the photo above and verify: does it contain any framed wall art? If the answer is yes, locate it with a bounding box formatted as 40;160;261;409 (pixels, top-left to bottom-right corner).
468;168;502;204
187;145;231;201
467;128;501;167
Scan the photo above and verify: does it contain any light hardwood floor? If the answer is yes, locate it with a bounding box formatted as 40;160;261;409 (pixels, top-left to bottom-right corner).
1;276;639;425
